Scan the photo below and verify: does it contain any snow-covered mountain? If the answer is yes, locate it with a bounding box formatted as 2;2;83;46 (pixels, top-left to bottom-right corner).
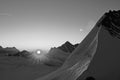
77;10;120;80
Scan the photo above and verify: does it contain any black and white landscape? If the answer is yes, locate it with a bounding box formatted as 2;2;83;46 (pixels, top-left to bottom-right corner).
0;0;120;80
0;10;120;80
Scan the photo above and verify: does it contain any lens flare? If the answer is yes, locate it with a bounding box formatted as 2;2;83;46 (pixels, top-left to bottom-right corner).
28;49;48;64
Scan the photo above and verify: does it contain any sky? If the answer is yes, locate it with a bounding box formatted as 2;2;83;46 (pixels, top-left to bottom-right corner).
0;0;120;51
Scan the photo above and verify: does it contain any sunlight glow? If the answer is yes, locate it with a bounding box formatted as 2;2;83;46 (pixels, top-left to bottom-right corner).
28;49;49;64
37;50;41;54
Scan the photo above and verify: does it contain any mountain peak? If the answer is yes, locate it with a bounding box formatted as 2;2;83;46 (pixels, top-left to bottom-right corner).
58;41;79;53
64;41;73;46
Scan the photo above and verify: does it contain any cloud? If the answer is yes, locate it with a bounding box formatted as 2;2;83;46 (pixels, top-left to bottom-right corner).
0;13;12;16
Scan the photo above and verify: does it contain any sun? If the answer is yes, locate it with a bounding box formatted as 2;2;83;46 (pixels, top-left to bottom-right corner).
37;50;41;54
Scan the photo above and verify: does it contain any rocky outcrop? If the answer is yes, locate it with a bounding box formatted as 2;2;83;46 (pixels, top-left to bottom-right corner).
101;10;120;39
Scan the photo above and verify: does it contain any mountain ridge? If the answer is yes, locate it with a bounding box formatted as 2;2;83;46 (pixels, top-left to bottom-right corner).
58;41;79;53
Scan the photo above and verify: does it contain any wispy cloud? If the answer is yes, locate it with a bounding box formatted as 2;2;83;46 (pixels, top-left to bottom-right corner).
0;13;12;16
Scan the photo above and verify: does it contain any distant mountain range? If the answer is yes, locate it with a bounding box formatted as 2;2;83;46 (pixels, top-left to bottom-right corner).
0;46;30;58
0;46;20;55
0;41;79;58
